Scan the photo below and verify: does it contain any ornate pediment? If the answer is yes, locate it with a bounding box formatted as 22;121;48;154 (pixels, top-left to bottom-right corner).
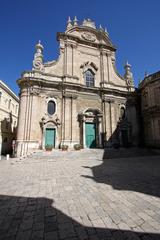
80;61;98;73
58;18;116;50
40;115;61;129
65;27;114;48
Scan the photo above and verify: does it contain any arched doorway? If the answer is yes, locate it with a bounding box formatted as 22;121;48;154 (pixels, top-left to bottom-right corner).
78;108;103;148
40;119;59;150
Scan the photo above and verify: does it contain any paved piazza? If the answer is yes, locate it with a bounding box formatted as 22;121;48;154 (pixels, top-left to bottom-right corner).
0;149;160;240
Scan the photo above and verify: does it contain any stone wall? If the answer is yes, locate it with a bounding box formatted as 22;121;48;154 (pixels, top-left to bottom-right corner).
0;80;19;155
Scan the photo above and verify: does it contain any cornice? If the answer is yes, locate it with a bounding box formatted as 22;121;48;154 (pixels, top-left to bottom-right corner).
139;71;160;89
18;70;132;93
17;76;134;99
0;80;19;102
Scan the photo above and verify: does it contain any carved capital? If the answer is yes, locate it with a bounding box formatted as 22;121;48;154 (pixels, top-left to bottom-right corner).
64;92;78;99
30;87;40;96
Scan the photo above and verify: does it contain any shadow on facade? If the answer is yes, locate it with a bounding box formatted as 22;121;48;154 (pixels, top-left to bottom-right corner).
100;91;143;149
1;112;16;155
79;91;160;198
0;194;159;240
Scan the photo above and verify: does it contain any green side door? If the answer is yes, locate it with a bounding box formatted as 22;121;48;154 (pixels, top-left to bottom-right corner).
85;123;96;148
45;128;55;148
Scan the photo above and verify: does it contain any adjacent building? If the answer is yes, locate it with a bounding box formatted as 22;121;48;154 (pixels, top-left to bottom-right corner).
0;80;19;155
16;17;139;157
139;71;160;148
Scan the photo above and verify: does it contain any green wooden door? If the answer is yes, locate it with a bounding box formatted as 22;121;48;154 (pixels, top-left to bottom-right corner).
85;123;96;148
45;128;55;148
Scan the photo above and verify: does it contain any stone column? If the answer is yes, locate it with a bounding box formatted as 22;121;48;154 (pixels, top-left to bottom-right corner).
105;100;113;146
16;87;29;157
62;95;66;143
103;52;109;82
98;115;103;147
109;101;113;142
64;95;71;144
111;102;117;137
62;93;78;147
70;95;79;147
101;95;107;146
106;52;111;83
82;116;86;148
66;43;72;76
27;89;41;152
100;50;104;87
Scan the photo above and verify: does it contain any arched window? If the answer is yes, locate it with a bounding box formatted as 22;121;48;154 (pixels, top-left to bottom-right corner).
85;70;94;87
120;107;125;119
47;100;56;115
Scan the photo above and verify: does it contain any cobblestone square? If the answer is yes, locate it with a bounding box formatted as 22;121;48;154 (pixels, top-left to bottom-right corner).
0;149;160;240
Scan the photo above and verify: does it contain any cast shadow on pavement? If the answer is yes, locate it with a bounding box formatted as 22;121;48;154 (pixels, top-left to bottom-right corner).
82;149;160;198
0;194;159;240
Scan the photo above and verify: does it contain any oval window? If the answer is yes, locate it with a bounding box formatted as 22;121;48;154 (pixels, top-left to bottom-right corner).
47;100;56;115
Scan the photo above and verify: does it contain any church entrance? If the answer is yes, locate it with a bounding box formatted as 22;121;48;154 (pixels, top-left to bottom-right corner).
78;108;103;148
45;128;55;148
85;123;96;148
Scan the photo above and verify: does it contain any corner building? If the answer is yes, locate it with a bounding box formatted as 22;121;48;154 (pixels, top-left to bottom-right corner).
139;71;160;148
16;18;139;156
0;80;19;155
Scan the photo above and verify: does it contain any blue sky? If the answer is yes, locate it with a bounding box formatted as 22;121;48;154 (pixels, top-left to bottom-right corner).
0;0;160;95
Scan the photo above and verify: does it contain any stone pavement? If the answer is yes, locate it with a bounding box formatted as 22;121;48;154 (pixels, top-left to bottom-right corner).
0;148;160;240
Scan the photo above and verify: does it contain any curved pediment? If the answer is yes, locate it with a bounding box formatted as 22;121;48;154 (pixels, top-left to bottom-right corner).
65;26;115;49
57;18;116;51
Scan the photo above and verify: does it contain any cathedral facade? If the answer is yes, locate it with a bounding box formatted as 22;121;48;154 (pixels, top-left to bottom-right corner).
16;18;139;156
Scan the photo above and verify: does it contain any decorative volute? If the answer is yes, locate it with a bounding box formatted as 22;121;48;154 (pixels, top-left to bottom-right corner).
67;16;72;29
32;40;44;71
73;16;78;26
124;61;134;87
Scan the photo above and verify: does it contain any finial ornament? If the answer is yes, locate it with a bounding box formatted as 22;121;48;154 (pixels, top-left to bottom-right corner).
67;16;71;23
99;24;103;30
145;71;148;77
35;40;44;52
124;61;134;88
32;40;44;71
73;16;78;26
104;27;109;35
67;16;72;29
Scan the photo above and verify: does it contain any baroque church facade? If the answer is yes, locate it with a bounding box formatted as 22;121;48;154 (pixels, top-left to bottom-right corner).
16;17;139;156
